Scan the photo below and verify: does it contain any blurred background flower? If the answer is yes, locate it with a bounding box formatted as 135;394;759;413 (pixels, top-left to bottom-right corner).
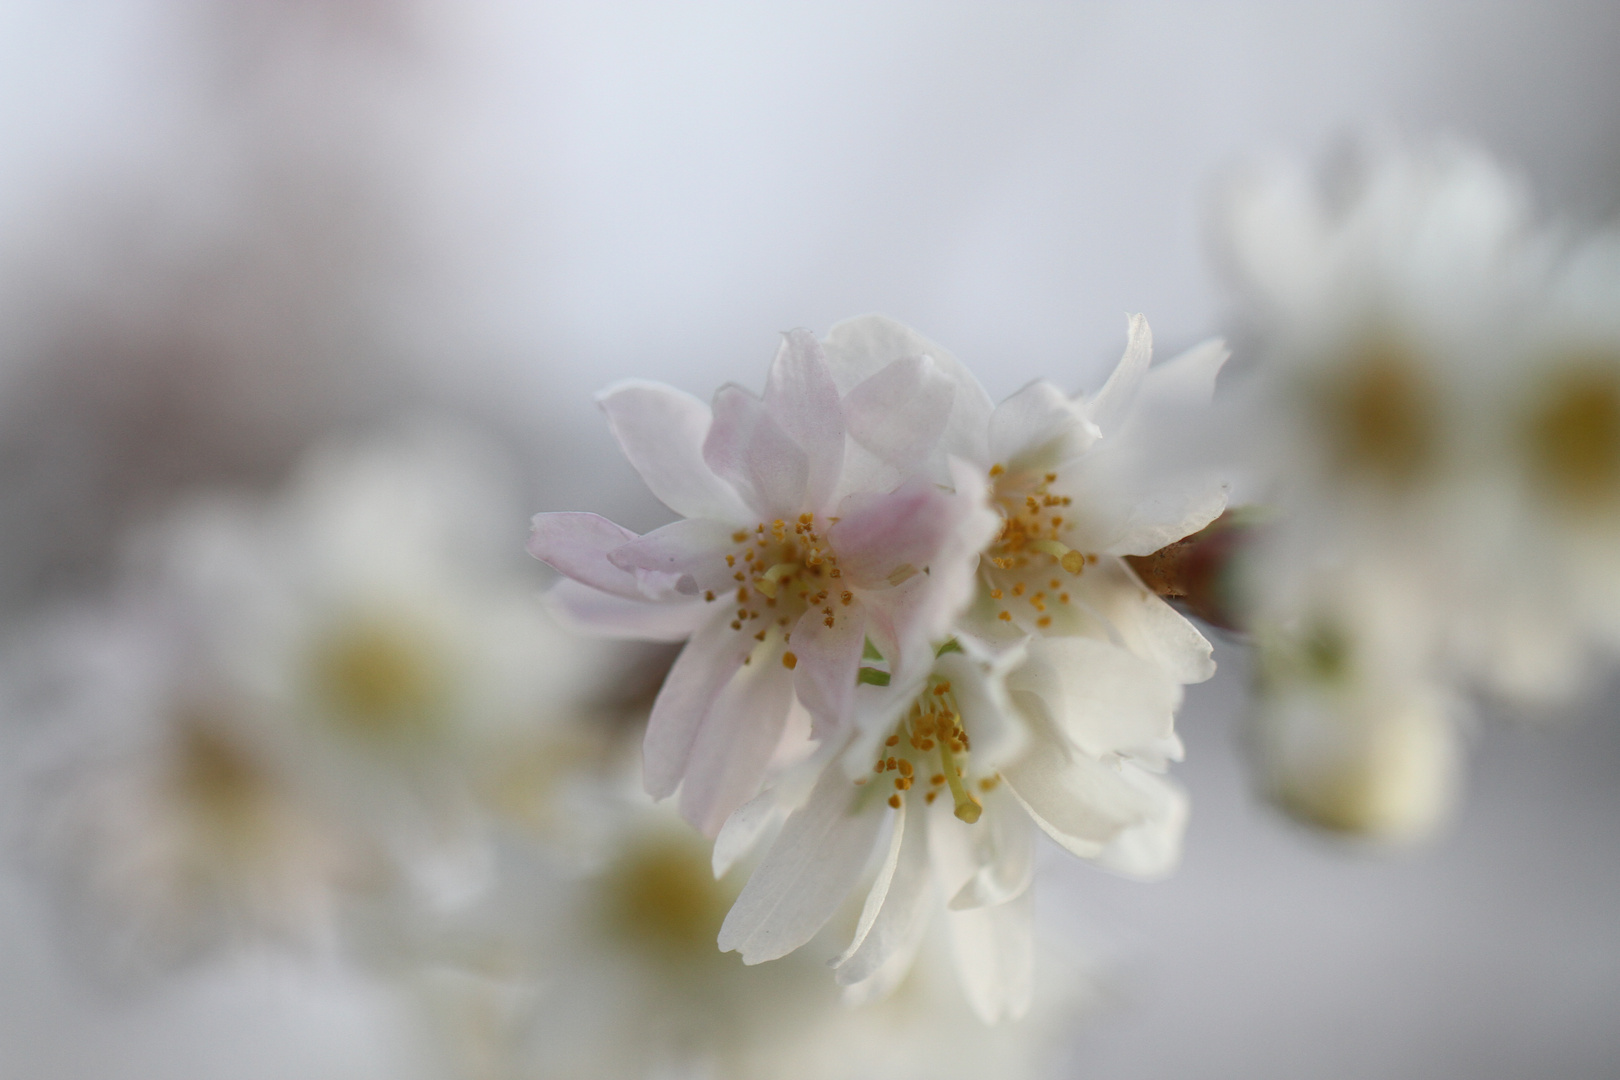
0;2;1618;1079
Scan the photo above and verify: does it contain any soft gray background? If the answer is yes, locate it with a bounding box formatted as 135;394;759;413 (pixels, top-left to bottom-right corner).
1;2;1617;1077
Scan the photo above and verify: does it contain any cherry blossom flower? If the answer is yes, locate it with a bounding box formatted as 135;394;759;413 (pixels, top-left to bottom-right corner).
714;636;1185;1022
529;331;997;835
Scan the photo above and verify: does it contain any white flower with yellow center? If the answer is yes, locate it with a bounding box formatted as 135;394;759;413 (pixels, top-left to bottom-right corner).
714;635;1186;1023
529;329;998;836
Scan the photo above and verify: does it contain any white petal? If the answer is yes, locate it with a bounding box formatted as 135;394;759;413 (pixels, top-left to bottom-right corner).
718;764;885;964
1084;559;1216;684
790;601;869;739
703;384;809;520
822;315;993;466
828;479;956;588
713;788;787;879
1093;768;1189;880
763;329;846;512
607;517;737;594
597;380;752;522
833;793;932;988
1012;636;1181;759
947;891;1034;1024
1141;337;1228;410
543;579;707;641
843;354;957;476
528;512;676;600
1084;312;1153;437
679;640;796;837
947;789;1036;910
1001;723;1158;858
642;614;752;800
988;379;1098;469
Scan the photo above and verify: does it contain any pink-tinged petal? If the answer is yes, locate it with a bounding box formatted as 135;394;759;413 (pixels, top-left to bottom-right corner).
1084;312;1153;438
607;517;737;594
528;512;677;600
987;379;1097;470
790;601;868;739
544;579;707;642
1093;768;1188;881
718;764;885;964
947;891;1033;1024
828;479;955;588
764;329;845;512
834;794;932;989
643;614;753;800
822;315;993;466
844;354;956;476
703;385;808;520
679;639;796;837
1011;637;1182;760
597;380;751;522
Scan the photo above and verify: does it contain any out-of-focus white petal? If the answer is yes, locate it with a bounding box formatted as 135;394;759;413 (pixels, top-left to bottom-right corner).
528;512;677;600
844;354;957;477
703;384;809;520
833;794;932;988
763;329;846;512
790;601;869;738
718;766;886;964
947;891;1034;1024
678;637;796;837
642;615;751;800
1092;768;1189;880
543;579;707;642
596;380;752;522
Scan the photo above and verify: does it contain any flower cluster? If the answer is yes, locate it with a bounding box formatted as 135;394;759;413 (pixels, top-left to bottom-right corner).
1218;140;1620;841
531;314;1228;1016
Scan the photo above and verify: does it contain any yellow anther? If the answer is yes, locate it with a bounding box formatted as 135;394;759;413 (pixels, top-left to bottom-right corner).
782;651;798;669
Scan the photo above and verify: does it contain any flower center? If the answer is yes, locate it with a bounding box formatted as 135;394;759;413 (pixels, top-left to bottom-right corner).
1524;358;1620;512
309;611;452;743
1314;340;1440;489
862;675;999;823
981;465;1093;629
702;515;853;662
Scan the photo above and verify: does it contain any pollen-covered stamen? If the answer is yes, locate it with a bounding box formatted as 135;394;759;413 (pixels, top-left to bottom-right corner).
718;515;845;637
981;464;1091;625
864;674;987;823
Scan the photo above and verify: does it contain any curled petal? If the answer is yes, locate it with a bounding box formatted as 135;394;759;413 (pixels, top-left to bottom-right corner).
1084;312;1153;437
844;354;956;477
718;766;885;964
704;385;809;520
643;614;752;800
1001;725;1160;859
544;579;707;642
946;788;1035;911
597;380;751;522
764;329;845;512
1092;769;1189;880
1086;560;1216;684
1011;636;1182;760
828;480;955;588
528;512;677;600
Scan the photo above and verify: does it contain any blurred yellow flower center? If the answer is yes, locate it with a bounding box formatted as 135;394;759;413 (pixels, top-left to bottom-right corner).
1317;341;1440;488
171;714;279;851
601;837;731;954
311;614;450;742
1525;359;1620;511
